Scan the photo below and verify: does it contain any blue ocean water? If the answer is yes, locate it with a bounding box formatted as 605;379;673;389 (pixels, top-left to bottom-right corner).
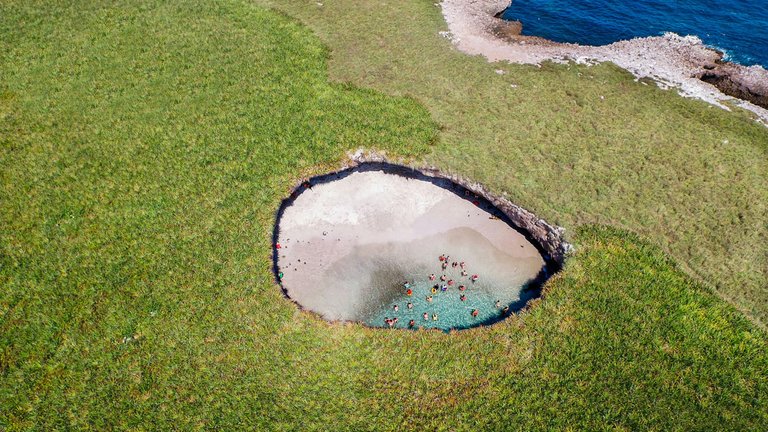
501;0;768;68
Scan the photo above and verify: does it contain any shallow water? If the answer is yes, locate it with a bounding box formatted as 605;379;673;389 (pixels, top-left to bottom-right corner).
502;0;768;67
276;170;546;330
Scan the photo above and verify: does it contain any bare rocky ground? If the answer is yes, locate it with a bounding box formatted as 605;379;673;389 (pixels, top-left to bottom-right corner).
441;0;768;125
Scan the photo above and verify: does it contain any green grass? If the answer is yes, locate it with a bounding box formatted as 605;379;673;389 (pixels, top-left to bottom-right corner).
259;0;768;328
1;0;767;430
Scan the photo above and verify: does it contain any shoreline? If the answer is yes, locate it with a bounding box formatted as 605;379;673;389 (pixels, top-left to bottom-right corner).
441;0;768;125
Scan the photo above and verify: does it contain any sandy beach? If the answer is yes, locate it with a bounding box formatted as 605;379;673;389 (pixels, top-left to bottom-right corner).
276;170;545;324
440;0;768;125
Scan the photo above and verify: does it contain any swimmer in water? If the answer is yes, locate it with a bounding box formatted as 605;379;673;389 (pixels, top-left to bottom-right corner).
442;262;448;270
432;314;438;321
403;281;411;289
460;294;466;301
471;274;479;282
471;309;479;317
460;261;465;269
423;312;429;320
502;306;510;314
431;286;437;294
409;319;415;328
426;295;433;302
429;274;436;281
447;279;454;286
393;304;399;312
406;289;413;296
440;275;447;281
495;300;501;308
452;261;458;268
459;285;466;291
440;284;447;292
439;254;445;262
461;270;468;277
407;302;413;309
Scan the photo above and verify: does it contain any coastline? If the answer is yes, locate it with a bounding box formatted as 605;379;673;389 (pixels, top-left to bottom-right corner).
440;0;768;125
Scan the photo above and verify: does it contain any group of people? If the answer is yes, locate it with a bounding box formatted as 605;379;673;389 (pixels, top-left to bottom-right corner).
382;254;502;329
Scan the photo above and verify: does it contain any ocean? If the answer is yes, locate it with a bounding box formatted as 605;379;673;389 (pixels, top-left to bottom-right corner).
501;0;768;68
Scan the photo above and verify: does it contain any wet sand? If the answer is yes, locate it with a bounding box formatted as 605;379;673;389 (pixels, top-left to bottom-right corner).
276;171;545;326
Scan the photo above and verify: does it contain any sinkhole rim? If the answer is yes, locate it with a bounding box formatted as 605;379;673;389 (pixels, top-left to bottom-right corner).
271;160;570;331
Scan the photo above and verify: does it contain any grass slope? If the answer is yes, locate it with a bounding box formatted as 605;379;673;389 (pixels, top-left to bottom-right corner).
259;0;768;327
0;0;766;430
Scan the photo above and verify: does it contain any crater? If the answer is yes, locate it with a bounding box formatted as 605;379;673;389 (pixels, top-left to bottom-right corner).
273;162;568;331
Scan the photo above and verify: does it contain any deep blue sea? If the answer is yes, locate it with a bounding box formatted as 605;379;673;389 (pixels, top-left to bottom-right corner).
501;0;768;68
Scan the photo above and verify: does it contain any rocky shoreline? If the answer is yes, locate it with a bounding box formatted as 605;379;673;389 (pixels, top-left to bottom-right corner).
441;0;768;125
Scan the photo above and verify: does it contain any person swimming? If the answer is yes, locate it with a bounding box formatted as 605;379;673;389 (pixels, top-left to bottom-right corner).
393;304;399;312
432;314;438;321
460;294;466;301
440;275;447;281
409;319;415;328
459;285;466;291
495;300;501;308
441;262;448;270
439;254;445;262
447;279;454;286
471;309;479;317
423;312;429;320
385;318;394;327
502;306;510;314
406;288;413;296
407;302;413;309
426;295;433;302
403;281;411;289
440;284;448;292
431;286;437;294
452;261;458;268
471;274;479;282
429;273;436;281
460;261;465;269
460;270;468;277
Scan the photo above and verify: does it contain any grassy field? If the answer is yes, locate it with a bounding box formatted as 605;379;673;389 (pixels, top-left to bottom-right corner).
1;0;767;430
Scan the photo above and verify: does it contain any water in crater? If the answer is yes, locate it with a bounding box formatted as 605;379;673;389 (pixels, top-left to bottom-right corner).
275;167;550;331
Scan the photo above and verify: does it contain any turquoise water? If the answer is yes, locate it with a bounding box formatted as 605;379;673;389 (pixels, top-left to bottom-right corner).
501;0;768;67
363;274;539;331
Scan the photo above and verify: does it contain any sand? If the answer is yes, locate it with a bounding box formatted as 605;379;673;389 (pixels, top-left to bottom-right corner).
276;170;545;325
440;0;768;125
